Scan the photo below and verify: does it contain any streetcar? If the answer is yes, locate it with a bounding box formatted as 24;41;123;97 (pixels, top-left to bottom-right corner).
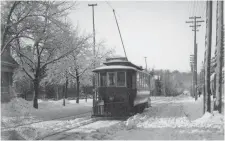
92;57;152;117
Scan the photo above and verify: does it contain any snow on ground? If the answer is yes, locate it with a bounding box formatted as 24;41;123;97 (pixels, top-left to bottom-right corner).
60;93;223;140
1;98;93;128
47;120;121;140
1;98;93;140
16;117;94;140
1;98;41;129
1;93;224;140
108;94;224;140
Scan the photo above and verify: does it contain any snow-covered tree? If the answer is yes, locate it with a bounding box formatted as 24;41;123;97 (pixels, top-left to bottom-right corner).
44;37;114;103
9;1;77;109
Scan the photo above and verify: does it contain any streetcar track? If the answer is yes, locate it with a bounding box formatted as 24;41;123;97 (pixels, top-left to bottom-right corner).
1;110;92;131
38;117;103;140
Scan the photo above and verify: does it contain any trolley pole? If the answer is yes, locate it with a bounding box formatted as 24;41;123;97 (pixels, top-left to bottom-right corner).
88;3;97;108
186;16;204;100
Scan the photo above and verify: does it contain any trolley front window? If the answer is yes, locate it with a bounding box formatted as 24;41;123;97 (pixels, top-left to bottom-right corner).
100;72;107;87
117;72;126;87
108;72;116;86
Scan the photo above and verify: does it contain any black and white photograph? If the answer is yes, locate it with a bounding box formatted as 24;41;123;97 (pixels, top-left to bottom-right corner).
1;0;224;140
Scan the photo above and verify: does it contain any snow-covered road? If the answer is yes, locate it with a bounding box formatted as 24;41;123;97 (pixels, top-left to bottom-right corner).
110;95;224;140
1;95;224;140
1;98;93;140
62;95;224;140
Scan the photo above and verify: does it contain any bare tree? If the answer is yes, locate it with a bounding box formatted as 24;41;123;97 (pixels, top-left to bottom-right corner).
68;42;113;103
1;1;75;55
11;1;76;109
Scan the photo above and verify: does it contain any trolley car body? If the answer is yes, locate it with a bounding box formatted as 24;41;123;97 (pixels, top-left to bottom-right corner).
92;57;151;117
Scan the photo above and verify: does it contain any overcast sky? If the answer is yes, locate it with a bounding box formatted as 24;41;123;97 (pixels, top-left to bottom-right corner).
68;1;222;72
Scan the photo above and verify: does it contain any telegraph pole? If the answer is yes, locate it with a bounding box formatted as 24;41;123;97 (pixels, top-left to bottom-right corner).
215;1;224;113
205;1;213;113
190;54;194;97
186;16;204;101
88;3;97;108
88;3;97;68
202;61;206;113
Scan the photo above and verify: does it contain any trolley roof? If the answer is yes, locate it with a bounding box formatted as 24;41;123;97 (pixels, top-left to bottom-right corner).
103;57;143;70
93;57;150;75
93;65;138;72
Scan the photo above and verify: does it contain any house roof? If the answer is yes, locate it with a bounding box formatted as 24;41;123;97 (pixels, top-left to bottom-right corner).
1;50;18;68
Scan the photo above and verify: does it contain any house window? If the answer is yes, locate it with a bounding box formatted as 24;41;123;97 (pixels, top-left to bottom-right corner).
100;72;107;87
108;72;116;86
117;72;126;87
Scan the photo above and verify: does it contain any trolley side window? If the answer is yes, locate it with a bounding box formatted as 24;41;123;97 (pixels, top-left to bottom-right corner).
108;72;116;86
136;72;140;89
132;73;136;89
100;72;107;87
117;71;126;87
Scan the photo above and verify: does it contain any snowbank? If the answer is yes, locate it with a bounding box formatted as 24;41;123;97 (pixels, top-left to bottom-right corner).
1;98;32;117
1;98;39;128
125;114;191;129
124;94;223;130
1;98;92;116
192;111;224;130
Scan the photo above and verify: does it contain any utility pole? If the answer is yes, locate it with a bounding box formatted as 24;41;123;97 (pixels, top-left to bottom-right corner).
88;3;97;108
214;1;224;113
190;54;194;97
186;16;204;101
144;57;147;71
204;1;213;113
201;61;206;113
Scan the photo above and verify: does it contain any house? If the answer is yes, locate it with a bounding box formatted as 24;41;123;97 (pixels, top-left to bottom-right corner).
1;47;18;102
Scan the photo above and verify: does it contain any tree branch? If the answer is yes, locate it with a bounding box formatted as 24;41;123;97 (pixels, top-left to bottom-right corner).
68;71;77;79
1;26;31;55
2;1;20;49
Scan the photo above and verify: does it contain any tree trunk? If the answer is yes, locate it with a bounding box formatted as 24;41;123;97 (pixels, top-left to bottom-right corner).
24;91;27;100
65;75;68;99
56;86;59;100
76;69;80;104
63;84;65;106
85;87;87;102
214;1;224;113
33;78;39;109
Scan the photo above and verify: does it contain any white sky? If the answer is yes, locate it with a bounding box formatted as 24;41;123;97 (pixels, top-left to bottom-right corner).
68;1;222;72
